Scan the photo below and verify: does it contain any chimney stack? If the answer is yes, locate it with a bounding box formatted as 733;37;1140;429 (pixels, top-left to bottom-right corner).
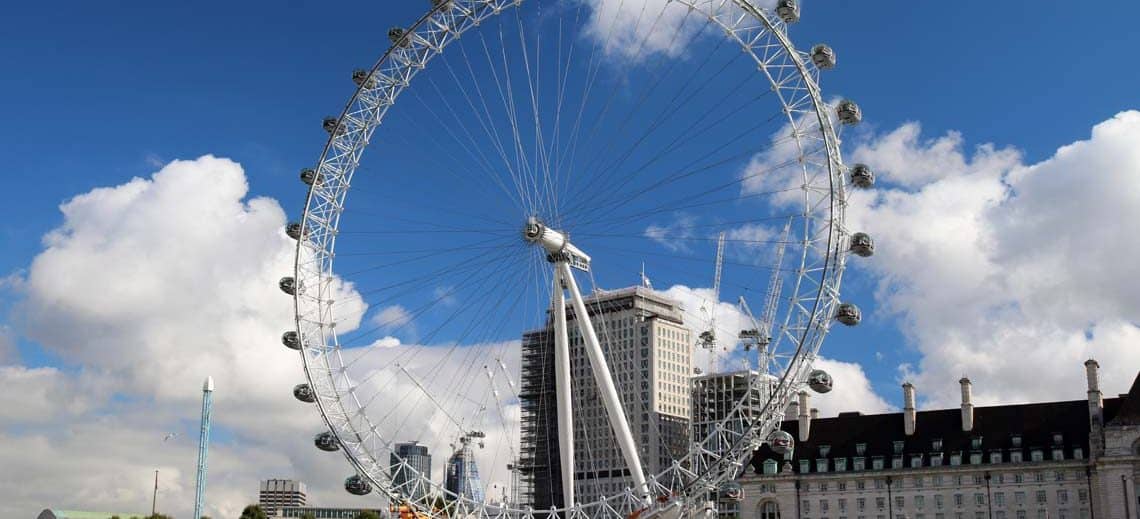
798;391;811;441
810;408;819;420
1085;359;1105;458
959;377;974;432
903;382;917;436
786;400;800;422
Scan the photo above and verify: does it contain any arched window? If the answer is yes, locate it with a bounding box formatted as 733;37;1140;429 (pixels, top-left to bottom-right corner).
759;500;781;519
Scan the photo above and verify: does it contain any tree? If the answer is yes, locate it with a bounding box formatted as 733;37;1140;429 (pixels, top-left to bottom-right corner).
299;513;316;519
239;504;268;519
355;511;382;519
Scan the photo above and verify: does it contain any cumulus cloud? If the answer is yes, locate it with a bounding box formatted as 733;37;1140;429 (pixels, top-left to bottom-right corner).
848;111;1140;407
2;156;370;518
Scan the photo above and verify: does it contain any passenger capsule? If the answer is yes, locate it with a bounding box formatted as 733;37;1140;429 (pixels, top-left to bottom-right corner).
388;27;410;48
279;276;300;296
768;430;794;455
314;431;341;452
775;0;800;24
836;99;862;125
322;117;345;136
282;331;301;350
849;232;874;257
810;44;836;70
849;164;875;189
293;383;317;403
300;167;322;186
835;303;861;326
808;369;834;394
720;482;744;502
345;475;373;495
352;68;377;89
285;222;308;241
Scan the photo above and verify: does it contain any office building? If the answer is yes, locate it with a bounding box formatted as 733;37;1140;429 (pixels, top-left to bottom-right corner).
391;441;432;503
260;479;307;510
519;286;692;509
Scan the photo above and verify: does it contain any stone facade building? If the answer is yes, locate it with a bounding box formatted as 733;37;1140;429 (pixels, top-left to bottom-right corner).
741;360;1140;519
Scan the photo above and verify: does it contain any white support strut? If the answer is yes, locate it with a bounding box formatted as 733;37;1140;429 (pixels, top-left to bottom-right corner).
557;261;650;503
552;269;576;507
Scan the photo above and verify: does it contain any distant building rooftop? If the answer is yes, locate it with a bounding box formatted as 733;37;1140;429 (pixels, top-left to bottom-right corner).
37;510;148;519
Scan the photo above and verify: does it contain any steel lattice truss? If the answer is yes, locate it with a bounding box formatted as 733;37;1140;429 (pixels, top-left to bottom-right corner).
290;0;855;517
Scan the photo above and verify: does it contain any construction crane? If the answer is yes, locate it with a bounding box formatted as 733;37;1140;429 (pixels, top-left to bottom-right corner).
738;219;792;373
698;232;727;372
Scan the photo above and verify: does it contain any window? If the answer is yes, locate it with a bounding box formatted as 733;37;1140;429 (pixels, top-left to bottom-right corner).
1037;511;1047;519
970;453;983;465
954;494;964;507
995;492;1005;507
915;476;925;488
839;499;847;513
1015;492;1026;505
1052;433;1063;445
854;458;866;471
894;441;905;454
915;496;926;509
971;437;984;449
996;513;1006;519
821;483;829;492
895;497;905;509
1057;490;1069;505
817;459;829;473
803;500;811;513
1035;490;1047;504
975;493;986;506
763;459;779;475
1052;448;1064;461
857;498;866;512
973;475;984;485
975;513;985;519
856;481;866;491
874;479;886;490
934;475;945;486
761;501;781;519
893;456;904;469
935;495;944;509
1030;450;1044;462
1073;448;1084;460
1017;512;1026;519
872;457;884;470
1011;435;1022;448
950;454;962;466
876;497;886;511
1056;471;1066;482
933;439;943;450
1014;474;1024;484
1077;489;1088;504
911;455;924;468
821;445;832;457
838;482;847;491
990;451;1003;464
931;454;944;467
1034;472;1046;483
856;443;867;456
800;460;811;474
1010;451;1023;463
821;500;829;512
836;458;848;472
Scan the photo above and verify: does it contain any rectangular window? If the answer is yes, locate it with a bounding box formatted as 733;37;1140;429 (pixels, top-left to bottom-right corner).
1052;449;1064;461
990;451;1003;464
976;513;985;519
974;493;985;506
916;496;926;509
873;457;885;470
893;456;904;469
1015;492;1026;505
911;455;924;468
854;457;866;471
1057;490;1069;505
995;493;1005;507
1010;451;1023;463
839;499;847;512
971;437;983;449
931;454;943;467
996;513;1006;519
969;453;982;465
875;479;885;490
1017;512;1026;519
857;498;866;512
821;444;832;457
1073;447;1084;460
935;495;944;509
817;459;829;473
875;498;886;511
822;500;829;512
933;439;943;450
1078;489;1088;504
836;458;848;472
954;494;964;507
950;454;962;466
856;443;867;455
821;483;829;492
856;481;866;491
838;482;847;491
915;476;925;488
1011;435;1022;448
896;497;905;509
1030;450;1044;462
803;500;811;513
1014;474;1024;484
801;460;811;474
894;441;905;454
1036;490;1047;504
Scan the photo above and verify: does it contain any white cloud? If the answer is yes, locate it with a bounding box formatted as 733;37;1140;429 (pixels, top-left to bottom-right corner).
644;214;698;252
848;111;1140;408
2;156;370;518
808;358;892;417
373;304;414;330
0;325;15;365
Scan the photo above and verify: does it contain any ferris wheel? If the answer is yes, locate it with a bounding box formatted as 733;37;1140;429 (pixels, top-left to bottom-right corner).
281;1;876;518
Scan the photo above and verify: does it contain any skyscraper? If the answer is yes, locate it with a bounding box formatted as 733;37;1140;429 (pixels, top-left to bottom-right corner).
518;286;692;509
445;434;486;503
390;441;432;503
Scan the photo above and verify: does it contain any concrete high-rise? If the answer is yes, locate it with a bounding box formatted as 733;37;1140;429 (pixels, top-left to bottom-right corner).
519;286;692;509
259;479;307;511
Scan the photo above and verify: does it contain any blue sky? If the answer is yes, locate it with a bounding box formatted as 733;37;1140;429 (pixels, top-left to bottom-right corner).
2;2;1139;517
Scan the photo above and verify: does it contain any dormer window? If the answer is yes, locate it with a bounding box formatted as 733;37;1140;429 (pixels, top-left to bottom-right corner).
1052;433;1064;445
932;439;943;451
820;444;831;457
971;436;983;450
1011;435;1022;448
856;443;867;455
893;441;905;454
